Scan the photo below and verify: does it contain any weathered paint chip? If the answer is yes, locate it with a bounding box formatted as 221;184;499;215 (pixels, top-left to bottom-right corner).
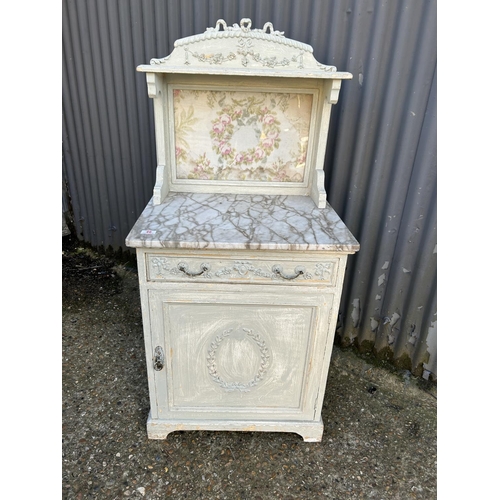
378;274;386;286
389;312;401;327
423;319;437;378
382;261;389;270
351;298;361;328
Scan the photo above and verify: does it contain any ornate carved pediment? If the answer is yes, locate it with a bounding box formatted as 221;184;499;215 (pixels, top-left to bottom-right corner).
138;18;351;79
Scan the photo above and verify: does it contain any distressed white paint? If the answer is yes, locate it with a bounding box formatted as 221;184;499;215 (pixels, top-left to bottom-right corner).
136;19;352;207
139;19;352;80
147;413;324;442
131;240;357;441
126;19;358;442
145;251;340;286
148;287;330;420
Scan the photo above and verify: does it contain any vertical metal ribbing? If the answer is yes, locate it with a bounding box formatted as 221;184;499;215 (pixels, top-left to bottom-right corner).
327;0;404;340
348;0;435;348
62;0;437;375
109;0;146;239
389;66;437;369
87;0;124;248
64;0;106;246
338;1;434;346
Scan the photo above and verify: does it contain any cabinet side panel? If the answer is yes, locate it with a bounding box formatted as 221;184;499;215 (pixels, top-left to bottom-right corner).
136;249;160;419
313;254;349;420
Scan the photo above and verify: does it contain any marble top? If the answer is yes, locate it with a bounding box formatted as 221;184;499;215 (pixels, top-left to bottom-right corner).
126;193;359;253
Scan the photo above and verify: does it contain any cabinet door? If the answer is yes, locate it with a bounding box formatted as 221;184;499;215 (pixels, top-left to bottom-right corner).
148;286;334;422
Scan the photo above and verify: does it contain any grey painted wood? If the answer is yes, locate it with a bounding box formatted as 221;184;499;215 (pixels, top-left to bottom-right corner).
148;286;331;420
137;19;352;207
127;19;357;442
147;413;324;443
145;251;341;286
134;245;353;442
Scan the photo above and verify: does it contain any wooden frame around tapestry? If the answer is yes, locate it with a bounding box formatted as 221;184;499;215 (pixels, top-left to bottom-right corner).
138;19;352;207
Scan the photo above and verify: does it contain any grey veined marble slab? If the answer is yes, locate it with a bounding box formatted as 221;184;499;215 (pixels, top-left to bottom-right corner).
126;193;360;252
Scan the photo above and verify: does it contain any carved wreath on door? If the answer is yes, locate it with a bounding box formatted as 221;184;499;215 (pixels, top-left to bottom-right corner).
207;328;270;392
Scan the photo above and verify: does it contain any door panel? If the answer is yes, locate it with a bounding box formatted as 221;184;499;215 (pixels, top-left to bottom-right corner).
148;288;332;421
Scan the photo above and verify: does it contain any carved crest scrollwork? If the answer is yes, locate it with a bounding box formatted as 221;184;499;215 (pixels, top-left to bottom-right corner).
167;18;311;69
207;18;285;37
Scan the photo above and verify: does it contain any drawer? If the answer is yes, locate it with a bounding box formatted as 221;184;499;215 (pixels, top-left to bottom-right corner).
144;252;339;286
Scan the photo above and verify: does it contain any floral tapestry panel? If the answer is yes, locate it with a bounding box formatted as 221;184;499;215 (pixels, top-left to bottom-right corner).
173;89;313;182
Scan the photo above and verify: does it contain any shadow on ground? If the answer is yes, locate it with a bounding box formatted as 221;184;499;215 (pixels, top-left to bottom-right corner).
62;235;437;499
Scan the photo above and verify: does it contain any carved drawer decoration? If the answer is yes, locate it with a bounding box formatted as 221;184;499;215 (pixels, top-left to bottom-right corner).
146;253;339;286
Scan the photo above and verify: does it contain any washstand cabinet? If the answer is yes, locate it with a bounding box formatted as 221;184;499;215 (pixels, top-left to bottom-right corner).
126;19;359;442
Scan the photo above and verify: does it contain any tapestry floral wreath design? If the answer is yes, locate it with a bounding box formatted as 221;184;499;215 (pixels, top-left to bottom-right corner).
209;95;281;169
173;89;311;182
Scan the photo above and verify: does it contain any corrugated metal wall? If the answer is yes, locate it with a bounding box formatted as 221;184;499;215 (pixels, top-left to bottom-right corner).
62;0;437;378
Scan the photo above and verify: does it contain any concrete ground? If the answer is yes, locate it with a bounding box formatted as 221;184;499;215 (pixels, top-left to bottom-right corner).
62;236;437;499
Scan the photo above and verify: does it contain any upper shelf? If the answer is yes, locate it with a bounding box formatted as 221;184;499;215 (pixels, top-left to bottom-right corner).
137;18;353;80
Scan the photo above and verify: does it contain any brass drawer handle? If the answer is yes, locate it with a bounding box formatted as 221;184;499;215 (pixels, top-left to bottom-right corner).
153;346;164;371
177;261;211;277
272;265;306;280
